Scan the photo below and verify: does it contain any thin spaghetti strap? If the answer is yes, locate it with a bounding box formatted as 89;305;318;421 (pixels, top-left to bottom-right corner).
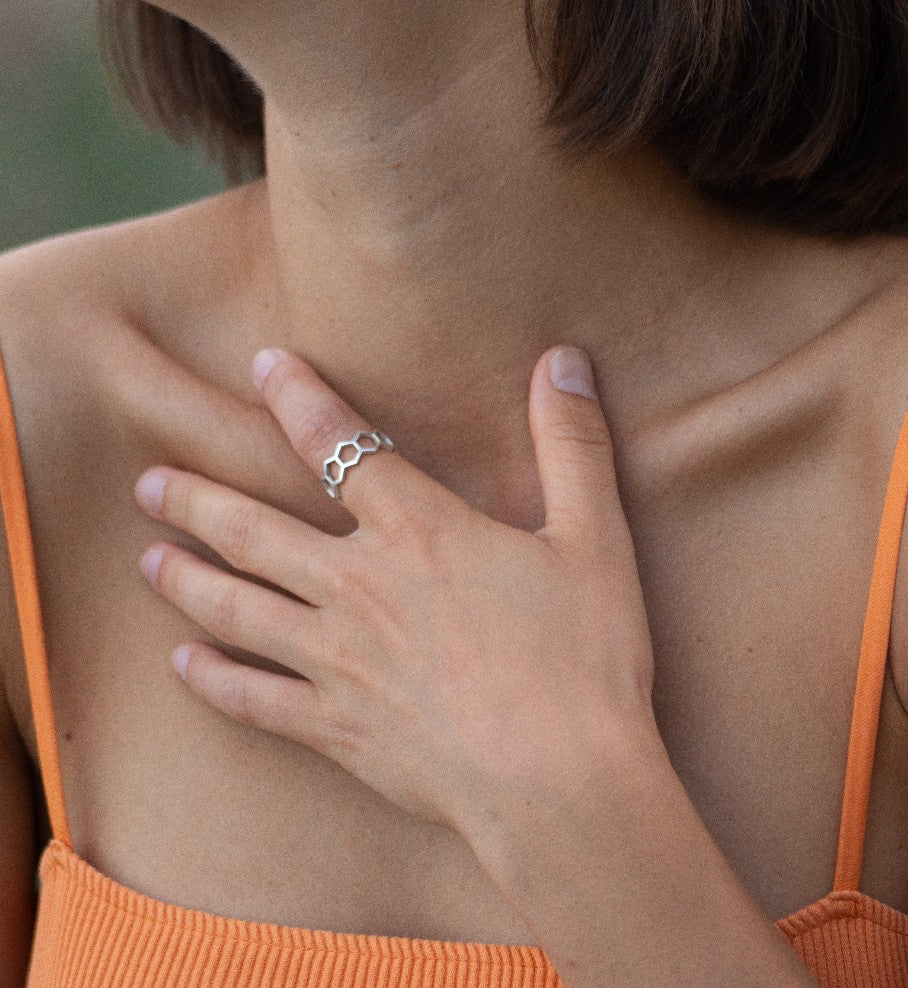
0;347;71;848
833;410;908;892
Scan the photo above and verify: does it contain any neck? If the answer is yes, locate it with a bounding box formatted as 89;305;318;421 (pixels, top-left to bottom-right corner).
214;1;893;465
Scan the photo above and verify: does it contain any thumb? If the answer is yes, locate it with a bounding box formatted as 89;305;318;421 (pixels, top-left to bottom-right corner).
529;346;631;556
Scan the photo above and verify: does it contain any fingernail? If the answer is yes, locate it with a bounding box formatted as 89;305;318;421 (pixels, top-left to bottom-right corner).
134;469;166;514
252;347;289;390
139;545;165;585
549;346;598;399
171;644;190;679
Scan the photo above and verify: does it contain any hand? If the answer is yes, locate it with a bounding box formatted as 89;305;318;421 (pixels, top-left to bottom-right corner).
133;345;660;841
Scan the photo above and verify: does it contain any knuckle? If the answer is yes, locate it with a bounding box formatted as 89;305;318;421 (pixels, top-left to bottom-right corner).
549;402;612;451
319;697;362;759
287;405;350;461
551;416;612;453
218;502;258;565
208;583;240;640
329;637;372;689
326;555;367;598
254;682;289;727
221;676;260;728
373;492;433;545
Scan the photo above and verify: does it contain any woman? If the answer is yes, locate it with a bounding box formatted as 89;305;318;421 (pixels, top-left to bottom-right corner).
0;0;906;985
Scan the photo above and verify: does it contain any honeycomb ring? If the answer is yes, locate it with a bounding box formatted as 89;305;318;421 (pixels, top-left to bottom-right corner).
322;430;395;501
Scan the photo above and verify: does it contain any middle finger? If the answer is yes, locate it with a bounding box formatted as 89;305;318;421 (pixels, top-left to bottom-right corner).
135;465;336;605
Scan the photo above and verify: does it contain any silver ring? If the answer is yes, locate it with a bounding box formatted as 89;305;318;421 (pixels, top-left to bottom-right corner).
322;430;395;501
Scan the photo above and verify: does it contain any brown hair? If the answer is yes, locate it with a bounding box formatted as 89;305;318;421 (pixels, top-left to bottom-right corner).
97;0;908;236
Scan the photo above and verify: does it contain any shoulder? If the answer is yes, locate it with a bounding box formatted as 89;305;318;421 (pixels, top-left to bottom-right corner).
0;195;220;486
0;180;253;351
0;179;258;416
0;182;253;734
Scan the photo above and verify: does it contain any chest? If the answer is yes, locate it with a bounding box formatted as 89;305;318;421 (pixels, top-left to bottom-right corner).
6;378;908;939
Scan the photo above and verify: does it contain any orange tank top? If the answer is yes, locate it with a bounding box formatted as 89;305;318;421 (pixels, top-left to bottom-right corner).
0;348;906;988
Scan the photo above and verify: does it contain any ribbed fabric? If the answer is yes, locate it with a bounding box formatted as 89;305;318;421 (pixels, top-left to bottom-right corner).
0;332;906;986
27;841;559;988
23;840;908;988
778;893;908;987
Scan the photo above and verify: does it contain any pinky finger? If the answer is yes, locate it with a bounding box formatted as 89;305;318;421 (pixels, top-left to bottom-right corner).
172;641;327;750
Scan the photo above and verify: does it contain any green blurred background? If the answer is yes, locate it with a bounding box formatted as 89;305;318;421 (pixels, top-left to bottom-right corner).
1;0;225;254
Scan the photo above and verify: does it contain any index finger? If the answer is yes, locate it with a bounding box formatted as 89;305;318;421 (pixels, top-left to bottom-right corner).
252;347;439;526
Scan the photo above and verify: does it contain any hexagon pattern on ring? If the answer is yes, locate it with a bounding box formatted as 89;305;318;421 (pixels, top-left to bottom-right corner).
323;430;393;497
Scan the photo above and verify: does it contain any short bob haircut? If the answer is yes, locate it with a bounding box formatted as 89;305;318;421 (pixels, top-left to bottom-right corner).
96;0;908;237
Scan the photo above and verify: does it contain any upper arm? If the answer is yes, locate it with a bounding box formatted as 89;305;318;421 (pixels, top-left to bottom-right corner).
0;682;37;988
0;240;79;986
0;498;36;987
